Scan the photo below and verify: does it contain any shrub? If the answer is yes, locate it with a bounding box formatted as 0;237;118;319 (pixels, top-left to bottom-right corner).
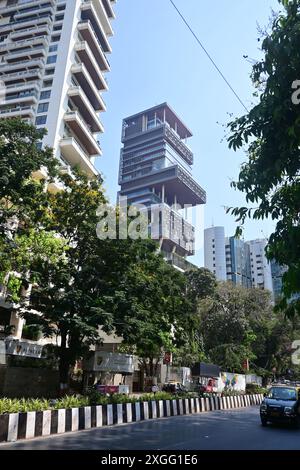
0;391;199;414
54;395;89;409
139;392;174;402
245;383;267;395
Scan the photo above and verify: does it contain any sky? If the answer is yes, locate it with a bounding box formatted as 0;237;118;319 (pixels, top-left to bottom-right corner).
98;0;281;266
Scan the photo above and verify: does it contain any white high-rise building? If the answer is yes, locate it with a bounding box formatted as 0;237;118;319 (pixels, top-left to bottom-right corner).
204;226;227;281
0;0;116;179
204;226;275;297
247;239;273;294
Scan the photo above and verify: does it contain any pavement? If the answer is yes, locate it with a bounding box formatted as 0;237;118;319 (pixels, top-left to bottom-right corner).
1;407;300;450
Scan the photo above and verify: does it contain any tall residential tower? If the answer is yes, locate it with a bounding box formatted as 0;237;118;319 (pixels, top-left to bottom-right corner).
119;103;206;271
0;0;115;179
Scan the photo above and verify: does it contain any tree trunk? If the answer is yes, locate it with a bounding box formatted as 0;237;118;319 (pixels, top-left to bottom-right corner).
149;357;154;377
59;330;69;394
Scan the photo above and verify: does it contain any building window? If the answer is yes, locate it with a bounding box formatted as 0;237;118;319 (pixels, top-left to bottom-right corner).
35;115;47;126
40;90;51;100
43;80;53;88
49;44;58;53
38;103;49;113
45;68;55;76
47;55;57;64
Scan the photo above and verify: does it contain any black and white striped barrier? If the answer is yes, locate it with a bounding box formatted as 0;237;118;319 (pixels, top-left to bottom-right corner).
0;394;263;443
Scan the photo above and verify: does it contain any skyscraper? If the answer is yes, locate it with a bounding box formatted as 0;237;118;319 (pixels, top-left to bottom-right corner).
0;0;115;179
225;236;252;288
248;239;273;294
204;226;274;295
204;226;227;281
271;260;287;303
118;103;206;271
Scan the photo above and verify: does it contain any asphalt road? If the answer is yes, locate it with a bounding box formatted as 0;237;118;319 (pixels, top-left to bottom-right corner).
1;407;300;450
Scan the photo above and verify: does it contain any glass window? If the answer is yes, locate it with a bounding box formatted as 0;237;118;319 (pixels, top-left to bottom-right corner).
47;55;57;64
43;80;53;88
40;90;51;100
38;103;49;113
35;115;47;126
49;44;58;53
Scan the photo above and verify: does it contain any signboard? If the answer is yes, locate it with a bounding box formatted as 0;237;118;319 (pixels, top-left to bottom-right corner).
191;362;220;378
4;338;43;358
92;352;134;374
163;352;172;365
217;372;246;393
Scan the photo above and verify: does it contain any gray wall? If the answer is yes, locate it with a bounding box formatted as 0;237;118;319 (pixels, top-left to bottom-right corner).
0;365;59;398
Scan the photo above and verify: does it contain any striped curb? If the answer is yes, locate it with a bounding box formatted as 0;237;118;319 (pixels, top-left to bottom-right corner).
0;394;263;443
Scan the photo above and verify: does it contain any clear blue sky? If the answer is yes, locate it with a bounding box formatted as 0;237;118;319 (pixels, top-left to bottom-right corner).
98;0;280;266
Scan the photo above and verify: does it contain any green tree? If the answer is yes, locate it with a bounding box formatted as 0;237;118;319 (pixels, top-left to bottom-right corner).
227;0;300;316
112;249;196;378
0;119;59;297
0;118;57;228
199;283;256;372
186;267;217;301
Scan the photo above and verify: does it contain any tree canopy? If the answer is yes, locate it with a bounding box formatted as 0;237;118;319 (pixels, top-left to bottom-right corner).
227;0;300;316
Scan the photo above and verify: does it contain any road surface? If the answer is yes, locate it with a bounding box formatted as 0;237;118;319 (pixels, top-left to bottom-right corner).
1;407;300;450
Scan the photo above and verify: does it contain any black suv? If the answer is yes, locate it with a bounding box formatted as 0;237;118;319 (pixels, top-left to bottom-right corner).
260;385;300;427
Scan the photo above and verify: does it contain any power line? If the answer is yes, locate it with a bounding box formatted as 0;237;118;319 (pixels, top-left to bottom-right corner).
169;0;249;113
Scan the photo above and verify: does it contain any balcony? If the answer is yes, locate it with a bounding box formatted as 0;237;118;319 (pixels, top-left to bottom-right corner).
0;35;49;54
32;166;48;181
89;0;114;36
71;62;105;111
1;89;39;107
102;0;116;19
9;24;52;41
0;105;35;120
14;4;54;22
0;0;55;16
165;252;196;272
0;17;52;36
60;137;99;179
149;203;195;256
0;58;45;75
3;81;40;95
78;20;110;71
1;69;43;84
5;45;46;62
81;1;112;52
68;86;104;133
75;41;108;91
121;164;206;207
64;111;102;156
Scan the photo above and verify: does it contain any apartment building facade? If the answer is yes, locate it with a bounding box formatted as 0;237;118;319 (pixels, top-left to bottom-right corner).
118;103;207;272
225;236;252;288
204;226;227;281
0;0;115;345
204;226;274;296
248;239;273;293
0;0;115;181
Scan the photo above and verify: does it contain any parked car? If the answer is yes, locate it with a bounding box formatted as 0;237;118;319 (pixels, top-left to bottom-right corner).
260;385;300;427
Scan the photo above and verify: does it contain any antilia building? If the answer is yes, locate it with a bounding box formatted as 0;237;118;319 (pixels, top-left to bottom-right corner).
0;0;116;372
118;103;207;272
